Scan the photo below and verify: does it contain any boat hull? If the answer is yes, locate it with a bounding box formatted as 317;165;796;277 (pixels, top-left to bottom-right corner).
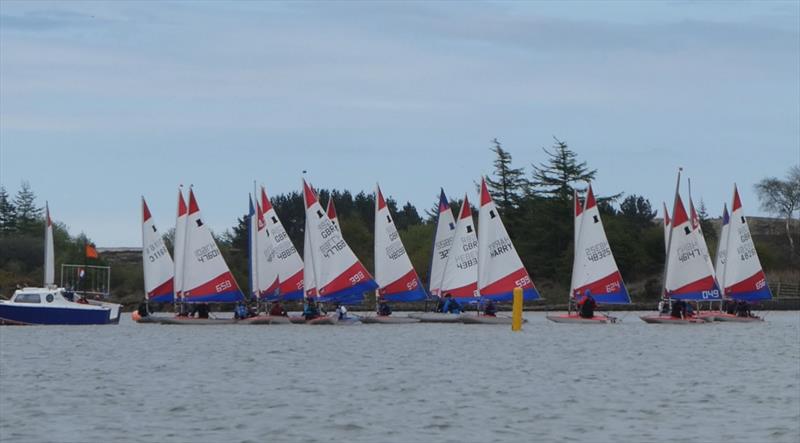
460;314;520;325
546;314;615;324
288;315;306;324
361;315;420;324
408;312;463;323
0;303;117;325
711;313;764;322
640;315;709;324
237;315;292;325
306;315;338;325
155;316;237;325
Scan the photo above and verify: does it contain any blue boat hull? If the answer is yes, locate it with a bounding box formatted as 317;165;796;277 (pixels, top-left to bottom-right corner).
0;304;116;325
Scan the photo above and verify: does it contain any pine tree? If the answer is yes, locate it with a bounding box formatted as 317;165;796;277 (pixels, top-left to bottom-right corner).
530;137;596;202
395;202;422;231
13;181;42;234
485;138;528;211
697;200;716;243
0;186;17;235
619;195;656;229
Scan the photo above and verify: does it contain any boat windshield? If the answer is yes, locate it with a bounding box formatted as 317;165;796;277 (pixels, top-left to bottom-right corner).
14;293;42;303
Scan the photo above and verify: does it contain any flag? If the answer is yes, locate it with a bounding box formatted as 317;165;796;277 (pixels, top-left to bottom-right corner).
85;243;98;259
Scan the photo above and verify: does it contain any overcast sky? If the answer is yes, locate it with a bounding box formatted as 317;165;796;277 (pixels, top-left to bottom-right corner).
1;1;798;247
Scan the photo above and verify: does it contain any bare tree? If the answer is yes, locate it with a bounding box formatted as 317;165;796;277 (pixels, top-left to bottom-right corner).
754;165;800;258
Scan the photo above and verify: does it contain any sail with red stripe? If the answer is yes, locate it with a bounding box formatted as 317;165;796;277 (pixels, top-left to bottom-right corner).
255;197;279;299
721;186;771;301
141;197;174;302
174;188;188;300
181;189;244;303
302;179;377;304
374;184;426;302
477;178;538;302
440;194;478;302
429;189;456;297
663;171;721;300
569;184;629;304
570;189;584;298
261;186;304;301
688;194;718;287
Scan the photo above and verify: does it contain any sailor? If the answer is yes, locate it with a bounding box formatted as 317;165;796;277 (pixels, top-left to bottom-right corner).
269;301;287;316
197;303;210;319
378;299;392;316
483;300;497;316
335;303;348;320
577;290;596;319
442;294;461;314
303;298;320;320
736;300;751;318
686;301;695;317
234;301;248;320
670;299;686;319
137;302;150;318
435;296;446;313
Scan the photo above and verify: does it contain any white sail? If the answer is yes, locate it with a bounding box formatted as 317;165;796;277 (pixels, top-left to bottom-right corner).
721;186;771;301
141;197;174;302
173;188;188;299
248;195;259;298
714;204;730;285
374;184;425;301
570;184;629;303
181;189;243;302
429;189;456;297
261;186;304;300
302;179;376;302
664;179;719;300
43;202;54;287
570;189;584;296
689;197;717;285
440;194;478;301
255;199;279;297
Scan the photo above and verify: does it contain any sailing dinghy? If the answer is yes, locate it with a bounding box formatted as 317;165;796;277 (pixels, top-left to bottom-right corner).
238;194;291;325
461;178;538;324
711;186;770;322
132;197;175;323
362;184;424;324
301;179;377;323
158;188;243;324
412;194;476;323
548;185;629;324
641;171;717;324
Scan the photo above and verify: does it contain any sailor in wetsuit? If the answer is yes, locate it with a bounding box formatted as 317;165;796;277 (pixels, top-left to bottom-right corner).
303;298;321;320
577;290;597;319
483;300;497;317
378;299;392;316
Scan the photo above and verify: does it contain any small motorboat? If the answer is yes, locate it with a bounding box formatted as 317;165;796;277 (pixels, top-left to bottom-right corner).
640;314;709;324
460;314;522;325
361;315;420;324
0;288;121;326
408;312;463;323
546;313;616;324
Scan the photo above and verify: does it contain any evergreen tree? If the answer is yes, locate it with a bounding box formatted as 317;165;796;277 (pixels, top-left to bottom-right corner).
0;186;17;236
395;201;422;231
13;181;42;234
485;138;528;211
697;200;716;243
530;137;596;201
619;195;656;229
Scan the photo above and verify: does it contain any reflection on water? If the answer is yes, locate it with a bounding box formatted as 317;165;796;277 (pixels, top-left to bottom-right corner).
1;312;799;443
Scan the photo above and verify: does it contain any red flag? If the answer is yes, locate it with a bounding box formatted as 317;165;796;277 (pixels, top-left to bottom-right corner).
85;243;98;259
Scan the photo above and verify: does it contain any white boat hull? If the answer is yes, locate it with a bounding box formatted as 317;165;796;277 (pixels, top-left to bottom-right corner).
408;312;463;323
459;314;520;325
361;315;420;324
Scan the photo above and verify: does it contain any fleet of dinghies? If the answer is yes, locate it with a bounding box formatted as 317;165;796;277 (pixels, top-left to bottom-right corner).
131;171;772;327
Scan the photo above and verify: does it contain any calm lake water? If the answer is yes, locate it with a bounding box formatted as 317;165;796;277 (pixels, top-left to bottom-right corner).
1;311;799;443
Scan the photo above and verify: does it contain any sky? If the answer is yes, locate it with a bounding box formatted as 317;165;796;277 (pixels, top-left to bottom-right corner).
1;0;798;247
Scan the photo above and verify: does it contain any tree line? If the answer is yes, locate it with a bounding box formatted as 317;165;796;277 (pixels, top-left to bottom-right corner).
1;140;797;303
